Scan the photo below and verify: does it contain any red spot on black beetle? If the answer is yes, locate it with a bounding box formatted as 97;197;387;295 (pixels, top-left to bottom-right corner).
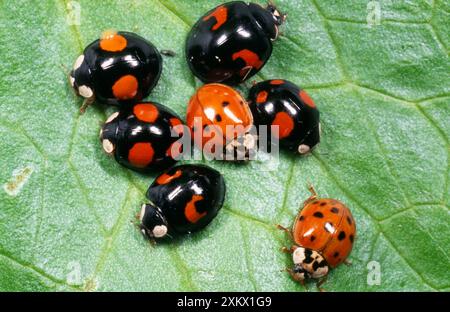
203;5;228;31
184;195;206;223
232;49;263;70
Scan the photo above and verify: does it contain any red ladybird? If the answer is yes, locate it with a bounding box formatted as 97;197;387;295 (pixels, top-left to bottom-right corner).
277;186;356;289
186;83;256;160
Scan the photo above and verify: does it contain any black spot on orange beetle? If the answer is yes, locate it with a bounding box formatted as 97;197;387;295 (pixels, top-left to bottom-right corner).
310;235;316;242
347;216;353;225
320;202;327;206
215;114;222;122
338;231;346;241
330;207;339;214
313;211;323;218
350;234;354;243
333;252;339;258
222;101;229;107
299;215;305;221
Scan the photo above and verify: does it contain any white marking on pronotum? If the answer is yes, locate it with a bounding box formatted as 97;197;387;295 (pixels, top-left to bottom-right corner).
139;204;146;222
298;144;310;154
102;139;114;154
69;75;75;88
152;225;168;238
78;85;93;98
105;112;119;124
3;165;35;197
293;247;306;264
73;54;84;70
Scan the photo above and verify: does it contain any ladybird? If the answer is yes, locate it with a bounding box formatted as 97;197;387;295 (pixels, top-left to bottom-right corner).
70;30;162;111
139;164;226;239
277;186;356;289
186;1;285;85
248;79;320;155
186;83;256;160
100;102;185;172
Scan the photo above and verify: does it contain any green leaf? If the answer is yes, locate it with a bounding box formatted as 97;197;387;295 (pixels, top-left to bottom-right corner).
0;0;448;291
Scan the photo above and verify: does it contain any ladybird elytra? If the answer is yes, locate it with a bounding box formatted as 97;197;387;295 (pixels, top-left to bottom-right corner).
186;83;256;160
186;1;285;84
248;79;320;155
140;164;226;239
100;102;186;172
70;30;162;111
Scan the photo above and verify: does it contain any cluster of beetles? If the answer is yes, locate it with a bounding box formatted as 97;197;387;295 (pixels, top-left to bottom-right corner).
68;1;356;289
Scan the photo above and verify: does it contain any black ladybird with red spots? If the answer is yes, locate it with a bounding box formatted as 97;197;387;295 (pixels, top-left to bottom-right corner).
139;164;226;239
186;1;285;85
69;30;162;110
248;79;321;155
100;102;186;173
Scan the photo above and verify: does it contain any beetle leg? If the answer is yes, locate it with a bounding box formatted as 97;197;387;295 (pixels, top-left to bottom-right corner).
276;224;293;240
303;184;318;206
283;268;307;289
316;276;328;292
280;246;296;254
79;96;95;114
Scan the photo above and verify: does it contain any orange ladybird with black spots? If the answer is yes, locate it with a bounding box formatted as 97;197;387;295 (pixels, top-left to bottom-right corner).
186;2;286;85
69;30;162;109
277;186;356;289
100;102;185;172
139;164;226;239
186;83;256;160
248;79;320;155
